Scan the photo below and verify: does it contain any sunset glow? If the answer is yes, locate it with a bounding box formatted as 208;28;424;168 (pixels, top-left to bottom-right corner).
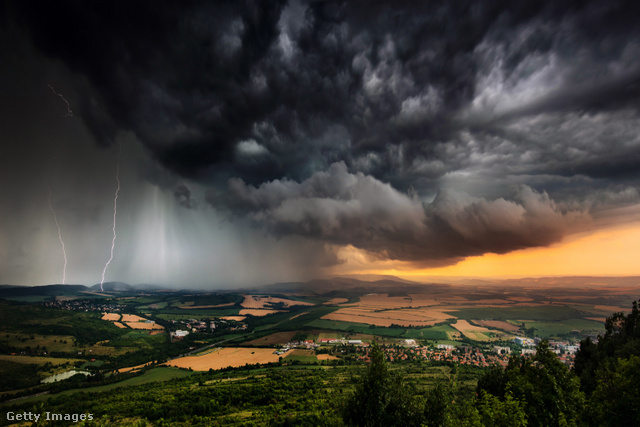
336;221;640;279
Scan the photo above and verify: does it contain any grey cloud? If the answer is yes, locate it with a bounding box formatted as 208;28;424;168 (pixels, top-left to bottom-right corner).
9;0;640;191
209;162;586;266
173;185;198;209
4;0;640;282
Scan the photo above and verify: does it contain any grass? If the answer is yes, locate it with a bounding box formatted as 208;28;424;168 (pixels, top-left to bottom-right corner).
285;355;318;363
0;296;50;302
305;319;407;337
122;330;152;339
460;331;492;342
448;305;590;322
0;355;81;366
137;302;169;310
316;332;343;340
0;333;76;352
155;308;241;317
404;324;457;340
155;310;239;321
521;318;604;337
1;367;194;407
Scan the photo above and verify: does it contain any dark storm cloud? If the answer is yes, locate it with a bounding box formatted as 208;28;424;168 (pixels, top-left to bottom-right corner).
16;0;636;183
173;185;197;209
6;0;640;269
208;162;585;265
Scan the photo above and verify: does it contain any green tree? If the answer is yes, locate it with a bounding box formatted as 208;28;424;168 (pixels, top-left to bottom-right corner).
588;355;640;426
476;391;527;427
342;343;422;426
575;299;640;393
477;341;584;427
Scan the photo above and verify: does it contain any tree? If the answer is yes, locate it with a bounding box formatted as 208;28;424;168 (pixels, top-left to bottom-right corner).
423;381;455;427
589;355;640;426
342;343;422;426
476;391;527;427
477;341;584;427
575;299;640;394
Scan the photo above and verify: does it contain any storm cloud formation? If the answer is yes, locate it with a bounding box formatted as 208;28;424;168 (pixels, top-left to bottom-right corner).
2;0;640;284
210;161;584;266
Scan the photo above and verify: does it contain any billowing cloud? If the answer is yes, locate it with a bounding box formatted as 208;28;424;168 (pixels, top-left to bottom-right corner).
209;162;586;266
11;1;638;188
2;0;640;286
173;185;198;209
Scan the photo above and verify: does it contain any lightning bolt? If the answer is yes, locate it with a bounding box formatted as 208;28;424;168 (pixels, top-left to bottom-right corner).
47;184;68;284
100;147;121;291
48;84;73;118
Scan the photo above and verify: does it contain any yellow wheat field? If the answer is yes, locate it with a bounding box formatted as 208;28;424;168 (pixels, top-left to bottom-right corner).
239;309;284;316
471;320;520;332
121;314;147;322
322;307;454;327
124;322;164;330
324;298;349;305
241;295;314;309
220;316;246;321
317;354;339;360
101;313;121;321
339;293;440;310
167;347;291;371
451;320;493;333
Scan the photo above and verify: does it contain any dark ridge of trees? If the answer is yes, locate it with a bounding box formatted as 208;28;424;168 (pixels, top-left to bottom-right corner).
574;299;640;425
342;342;424;427
342;300;640;427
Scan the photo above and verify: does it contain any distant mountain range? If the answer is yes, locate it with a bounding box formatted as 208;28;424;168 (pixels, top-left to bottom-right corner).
0;281;167;298
1;276;639;299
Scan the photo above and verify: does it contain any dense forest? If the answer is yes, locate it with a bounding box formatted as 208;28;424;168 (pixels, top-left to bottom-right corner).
1;300;638;426
344;300;639;426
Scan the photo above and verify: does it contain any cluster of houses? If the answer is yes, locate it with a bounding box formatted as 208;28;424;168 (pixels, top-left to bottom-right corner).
349;342;582;368
45;298;125;313
269;335;585;368
168;318;247;336
273;338;367;355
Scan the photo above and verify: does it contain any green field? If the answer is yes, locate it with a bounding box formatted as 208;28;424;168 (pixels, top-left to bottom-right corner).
403;324;458;340
0;367;194;407
305;319;407;337
0;296;51;302
0;333;77;353
284;354;318;363
448;305;590;322
521;318;604;337
137;301;169;310
0;355;81;367
156;308;241;316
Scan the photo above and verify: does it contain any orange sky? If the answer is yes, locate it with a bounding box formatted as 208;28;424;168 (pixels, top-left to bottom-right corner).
333;221;640;279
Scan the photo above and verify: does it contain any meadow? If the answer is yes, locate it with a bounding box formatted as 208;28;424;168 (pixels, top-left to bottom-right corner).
0;278;636;423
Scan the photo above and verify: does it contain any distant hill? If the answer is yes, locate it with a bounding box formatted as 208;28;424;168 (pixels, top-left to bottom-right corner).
259;277;450;297
480;276;640;288
0;284;90;298
90;282;134;292
0;282;174;300
332;274;420;284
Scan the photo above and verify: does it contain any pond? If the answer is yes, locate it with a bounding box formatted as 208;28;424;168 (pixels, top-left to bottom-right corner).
41;370;91;383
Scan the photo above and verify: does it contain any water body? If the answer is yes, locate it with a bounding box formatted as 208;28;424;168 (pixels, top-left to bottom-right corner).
41;370;91;383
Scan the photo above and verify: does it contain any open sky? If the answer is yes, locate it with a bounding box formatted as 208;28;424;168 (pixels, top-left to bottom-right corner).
1;1;640;288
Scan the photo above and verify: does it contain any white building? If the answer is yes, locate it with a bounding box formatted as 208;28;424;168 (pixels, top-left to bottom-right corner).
493;346;511;355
